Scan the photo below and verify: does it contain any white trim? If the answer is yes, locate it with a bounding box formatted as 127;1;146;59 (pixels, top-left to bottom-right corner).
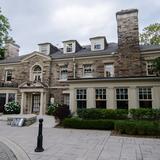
21;51;51;62
30;63;43;81
49;86;69;89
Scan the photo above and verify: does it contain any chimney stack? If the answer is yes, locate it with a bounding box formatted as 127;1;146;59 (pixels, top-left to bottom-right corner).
5;38;20;58
114;9;145;77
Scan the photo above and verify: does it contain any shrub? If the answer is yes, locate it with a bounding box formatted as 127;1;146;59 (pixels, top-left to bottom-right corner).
4;101;20;114
77;109;128;120
130;108;160;120
47;102;59;115
115;120;160;136
53;104;71;121
63;118;115;130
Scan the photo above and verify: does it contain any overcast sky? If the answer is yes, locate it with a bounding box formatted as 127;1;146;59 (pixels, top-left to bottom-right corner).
0;0;160;55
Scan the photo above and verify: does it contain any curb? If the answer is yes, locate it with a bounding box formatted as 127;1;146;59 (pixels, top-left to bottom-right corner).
0;136;31;160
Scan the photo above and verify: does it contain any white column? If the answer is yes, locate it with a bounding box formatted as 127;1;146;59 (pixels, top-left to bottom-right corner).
87;88;95;108
128;87;138;109
20;92;24;114
43;92;47;114
70;89;76;113
152;86;160;109
107;87;115;109
40;92;44;115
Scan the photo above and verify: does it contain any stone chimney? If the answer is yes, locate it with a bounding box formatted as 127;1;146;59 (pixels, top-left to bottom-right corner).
114;9;144;77
5;38;20;58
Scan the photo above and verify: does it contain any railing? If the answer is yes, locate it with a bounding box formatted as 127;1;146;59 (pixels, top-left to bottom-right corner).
0;82;18;88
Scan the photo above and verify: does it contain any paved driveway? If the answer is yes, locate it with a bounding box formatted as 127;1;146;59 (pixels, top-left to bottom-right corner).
0;121;160;160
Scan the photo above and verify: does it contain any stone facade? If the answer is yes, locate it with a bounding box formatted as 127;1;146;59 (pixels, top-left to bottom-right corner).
0;9;160;114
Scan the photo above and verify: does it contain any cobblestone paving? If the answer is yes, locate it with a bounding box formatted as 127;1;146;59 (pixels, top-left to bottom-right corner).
0;142;17;160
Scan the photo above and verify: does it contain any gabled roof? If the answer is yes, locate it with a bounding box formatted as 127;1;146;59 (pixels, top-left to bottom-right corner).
0;51;51;64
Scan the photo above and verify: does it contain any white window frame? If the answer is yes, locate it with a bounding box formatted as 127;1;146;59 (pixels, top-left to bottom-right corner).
76;89;87;109
104;64;114;77
138;87;152;108
94;44;101;50
146;61;155;76
30;64;43;82
83;64;93;78
116;88;128;100
5;70;12;82
95;88;107;108
66;43;73;53
59;65;68;80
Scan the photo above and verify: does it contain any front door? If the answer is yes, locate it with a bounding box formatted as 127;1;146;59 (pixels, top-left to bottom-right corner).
0;94;6;113
32;94;40;114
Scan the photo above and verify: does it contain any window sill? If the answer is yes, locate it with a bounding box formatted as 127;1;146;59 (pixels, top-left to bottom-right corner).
58;79;68;82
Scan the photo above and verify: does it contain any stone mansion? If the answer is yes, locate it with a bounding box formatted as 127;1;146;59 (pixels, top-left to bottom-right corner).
0;9;160;115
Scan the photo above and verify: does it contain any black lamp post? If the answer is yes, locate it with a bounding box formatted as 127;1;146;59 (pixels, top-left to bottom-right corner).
35;118;44;152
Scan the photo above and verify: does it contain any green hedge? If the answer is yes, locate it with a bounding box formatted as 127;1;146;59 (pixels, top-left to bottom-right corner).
115;120;160;136
77;108;160;120
77;109;128;120
130;108;160;120
63;118;114;130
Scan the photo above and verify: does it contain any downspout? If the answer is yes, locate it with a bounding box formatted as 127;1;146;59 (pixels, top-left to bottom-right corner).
73;57;76;79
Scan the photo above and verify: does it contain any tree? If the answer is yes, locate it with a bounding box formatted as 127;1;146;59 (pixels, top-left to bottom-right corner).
140;23;160;45
153;57;160;76
0;8;11;59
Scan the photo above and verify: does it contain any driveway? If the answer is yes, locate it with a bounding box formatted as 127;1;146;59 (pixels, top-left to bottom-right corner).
0;120;160;160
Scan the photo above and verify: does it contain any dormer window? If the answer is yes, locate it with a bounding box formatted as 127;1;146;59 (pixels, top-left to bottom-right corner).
66;43;73;53
94;44;101;50
63;40;82;54
40;46;48;53
90;36;107;51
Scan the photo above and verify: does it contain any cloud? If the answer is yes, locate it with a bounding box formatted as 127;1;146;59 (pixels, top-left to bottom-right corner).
0;0;159;55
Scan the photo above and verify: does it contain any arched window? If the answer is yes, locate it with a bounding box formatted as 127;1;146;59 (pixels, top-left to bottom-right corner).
32;65;42;81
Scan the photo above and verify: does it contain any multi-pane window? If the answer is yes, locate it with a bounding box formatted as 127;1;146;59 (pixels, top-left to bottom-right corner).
64;94;70;106
146;61;155;76
83;64;93;77
95;88;107;108
105;64;114;77
139;88;152;108
94;44;101;50
5;70;12;82
60;65;68;80
33;65;42;81
8;93;16;102
76;89;87;109
116;88;128;109
66;43;73;52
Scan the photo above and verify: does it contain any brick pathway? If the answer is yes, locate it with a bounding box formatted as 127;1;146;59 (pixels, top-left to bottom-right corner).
0;142;17;160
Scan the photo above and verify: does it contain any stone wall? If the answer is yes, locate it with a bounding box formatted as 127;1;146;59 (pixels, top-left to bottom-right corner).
114;9;146;77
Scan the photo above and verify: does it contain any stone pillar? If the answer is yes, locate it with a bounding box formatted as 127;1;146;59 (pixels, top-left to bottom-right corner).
40;92;44;115
87;88;95;108
107;87;115;109
128;87;139;109
20;92;24;114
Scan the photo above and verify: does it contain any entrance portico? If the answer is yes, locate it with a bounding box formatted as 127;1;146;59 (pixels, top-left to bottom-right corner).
19;81;48;115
